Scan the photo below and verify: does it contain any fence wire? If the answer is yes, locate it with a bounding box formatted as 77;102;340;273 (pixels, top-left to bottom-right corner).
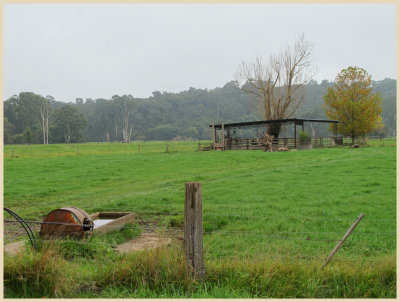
4;219;395;245
4;201;395;223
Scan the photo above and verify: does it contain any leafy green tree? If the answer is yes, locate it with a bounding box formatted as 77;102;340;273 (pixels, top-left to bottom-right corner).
52;105;87;143
23;127;33;144
324;67;383;144
4;117;15;144
14;134;25;144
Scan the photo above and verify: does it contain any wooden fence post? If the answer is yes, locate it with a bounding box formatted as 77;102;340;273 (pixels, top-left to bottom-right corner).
198;141;200;151
184;182;205;280
166;144;169;153
322;213;364;268
76;145;80;155
11;147;14;158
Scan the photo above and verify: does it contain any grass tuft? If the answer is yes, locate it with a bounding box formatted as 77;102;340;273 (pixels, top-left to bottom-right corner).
96;244;193;293
4;243;76;298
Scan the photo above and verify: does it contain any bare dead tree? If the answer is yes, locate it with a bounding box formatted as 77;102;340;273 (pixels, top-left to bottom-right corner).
40;96;51;144
236;34;315;138
118;97;135;143
121;101;130;143
128;124;133;143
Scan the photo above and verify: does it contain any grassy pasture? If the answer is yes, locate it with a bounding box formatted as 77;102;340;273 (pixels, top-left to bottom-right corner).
3;140;396;298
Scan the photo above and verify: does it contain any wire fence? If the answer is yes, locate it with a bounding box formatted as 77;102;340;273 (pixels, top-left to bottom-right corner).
3;136;396;159
4;205;396;258
4;219;395;239
3;141;205;159
4;196;396;223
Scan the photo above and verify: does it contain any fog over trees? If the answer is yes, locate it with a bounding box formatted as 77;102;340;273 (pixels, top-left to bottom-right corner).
4;78;396;144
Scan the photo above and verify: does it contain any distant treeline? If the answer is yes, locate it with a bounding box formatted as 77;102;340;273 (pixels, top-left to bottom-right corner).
4;78;396;144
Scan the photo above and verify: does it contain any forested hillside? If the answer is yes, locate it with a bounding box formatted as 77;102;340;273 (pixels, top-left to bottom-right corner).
4;78;396;144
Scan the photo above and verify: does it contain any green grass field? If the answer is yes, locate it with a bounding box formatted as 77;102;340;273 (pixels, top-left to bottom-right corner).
3;140;396;298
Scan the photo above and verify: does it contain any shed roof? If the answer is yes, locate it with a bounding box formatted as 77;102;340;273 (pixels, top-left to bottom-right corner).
210;118;341;129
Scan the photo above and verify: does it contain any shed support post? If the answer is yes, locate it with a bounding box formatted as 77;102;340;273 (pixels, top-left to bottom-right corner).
184;182;205;280
221;123;225;150
227;128;231;150
212;122;216;144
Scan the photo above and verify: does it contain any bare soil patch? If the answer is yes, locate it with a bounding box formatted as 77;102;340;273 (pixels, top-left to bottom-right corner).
4;240;26;256
114;232;172;253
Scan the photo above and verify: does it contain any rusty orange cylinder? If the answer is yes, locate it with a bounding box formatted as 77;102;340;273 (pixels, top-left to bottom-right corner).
40;207;93;237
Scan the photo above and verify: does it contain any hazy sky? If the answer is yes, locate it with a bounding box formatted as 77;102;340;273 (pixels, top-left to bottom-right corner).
4;3;397;102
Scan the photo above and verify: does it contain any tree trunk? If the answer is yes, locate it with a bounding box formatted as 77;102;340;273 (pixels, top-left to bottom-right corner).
42;117;45;144
128;125;133;143
267;124;281;138
45;107;49;144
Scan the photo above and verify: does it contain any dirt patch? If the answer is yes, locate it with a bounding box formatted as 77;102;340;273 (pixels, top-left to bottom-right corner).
4;240;26;256
114;232;172;253
4;223;40;243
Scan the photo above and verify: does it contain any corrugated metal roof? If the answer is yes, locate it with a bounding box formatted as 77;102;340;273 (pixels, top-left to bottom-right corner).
210;118;341;129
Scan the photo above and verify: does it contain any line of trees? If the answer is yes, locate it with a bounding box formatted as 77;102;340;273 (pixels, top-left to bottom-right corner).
3;78;396;145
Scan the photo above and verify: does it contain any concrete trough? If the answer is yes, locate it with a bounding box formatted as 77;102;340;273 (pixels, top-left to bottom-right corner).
89;212;136;234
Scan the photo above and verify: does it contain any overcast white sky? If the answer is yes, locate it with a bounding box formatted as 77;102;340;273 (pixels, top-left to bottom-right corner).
4;3;397;103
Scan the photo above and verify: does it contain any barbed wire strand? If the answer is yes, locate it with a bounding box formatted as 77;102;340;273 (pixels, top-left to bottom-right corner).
4;220;395;244
205;250;388;264
4;204;395;223
203;231;394;244
4;219;396;237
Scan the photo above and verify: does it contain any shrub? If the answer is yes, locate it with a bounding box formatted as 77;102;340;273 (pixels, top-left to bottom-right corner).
14;134;26;144
299;131;311;144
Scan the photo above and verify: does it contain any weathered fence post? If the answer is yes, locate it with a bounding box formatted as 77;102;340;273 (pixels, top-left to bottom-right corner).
166;144;169;153
76;145;80;155
11;147;14;158
184;182;205;280
198;141;200;151
322;213;364;268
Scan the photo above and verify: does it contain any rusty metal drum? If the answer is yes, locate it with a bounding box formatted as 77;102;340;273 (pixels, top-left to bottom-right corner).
40;207;94;237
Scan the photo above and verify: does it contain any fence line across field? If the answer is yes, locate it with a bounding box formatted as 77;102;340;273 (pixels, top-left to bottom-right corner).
204;231;394;244
206;249;387;264
203;212;395;222
5;136;395;158
4;218;396;236
4;219;394;244
4;201;395;223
